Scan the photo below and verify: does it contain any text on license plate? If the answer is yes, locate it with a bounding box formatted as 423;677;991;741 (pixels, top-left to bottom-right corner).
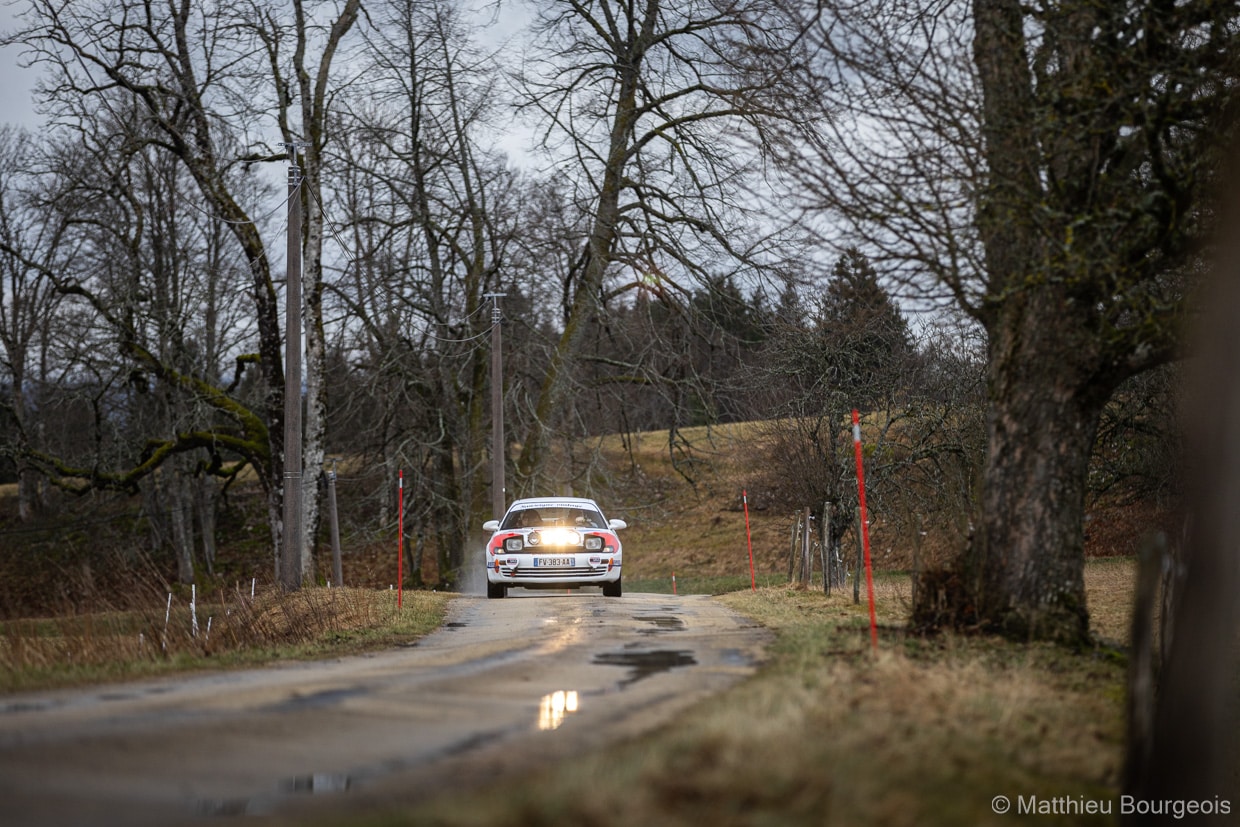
535;557;574;568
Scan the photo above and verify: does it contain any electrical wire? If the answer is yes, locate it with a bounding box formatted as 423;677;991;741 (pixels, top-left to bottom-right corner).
419;324;495;344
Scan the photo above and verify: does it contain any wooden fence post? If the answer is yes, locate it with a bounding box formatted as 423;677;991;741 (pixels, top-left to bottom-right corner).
788;515;799;583
800;506;811;584
911;513;922;609
820;501;831;594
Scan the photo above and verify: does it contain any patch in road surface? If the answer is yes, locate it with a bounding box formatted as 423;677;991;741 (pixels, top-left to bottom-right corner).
261;685;368;713
284;773;352;794
593;649;697;687
634;614;686;633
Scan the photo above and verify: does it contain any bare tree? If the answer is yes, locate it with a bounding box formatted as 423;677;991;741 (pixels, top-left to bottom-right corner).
4;1;289;569
4;1;362;586
328;0;521;583
6;102;263;583
512;0;814;491
777;0;1238;642
249;0;362;584
0;127;68;523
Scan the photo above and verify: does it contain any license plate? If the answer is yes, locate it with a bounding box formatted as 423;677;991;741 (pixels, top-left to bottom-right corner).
535;557;574;568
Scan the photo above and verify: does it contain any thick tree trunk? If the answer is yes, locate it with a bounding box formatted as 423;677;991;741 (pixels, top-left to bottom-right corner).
301;166;325;585
947;0;1099;645
972;347;1102;643
912;245;1121;644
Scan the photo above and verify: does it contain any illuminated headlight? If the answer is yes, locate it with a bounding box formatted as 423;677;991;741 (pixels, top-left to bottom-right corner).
584;535;603;551
541;527;580;547
504;537;524;552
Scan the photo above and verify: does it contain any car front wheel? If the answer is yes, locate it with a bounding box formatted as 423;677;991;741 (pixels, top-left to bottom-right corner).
487;581;507;599
602;578;622;598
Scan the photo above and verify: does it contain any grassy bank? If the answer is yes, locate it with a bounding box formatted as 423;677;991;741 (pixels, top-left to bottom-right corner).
0;588;452;693
355;560;1133;827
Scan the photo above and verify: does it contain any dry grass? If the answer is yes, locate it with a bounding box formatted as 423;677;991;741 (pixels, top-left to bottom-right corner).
362;562;1133;827
0;587;451;693
1083;557;1139;645
1;419;1152;824
595;421;1158;596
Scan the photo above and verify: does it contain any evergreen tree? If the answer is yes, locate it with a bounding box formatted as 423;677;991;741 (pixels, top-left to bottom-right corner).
816;247;913;409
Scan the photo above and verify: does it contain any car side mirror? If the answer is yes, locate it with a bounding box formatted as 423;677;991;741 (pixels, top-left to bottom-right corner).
608;519;627;531
482;520;500;532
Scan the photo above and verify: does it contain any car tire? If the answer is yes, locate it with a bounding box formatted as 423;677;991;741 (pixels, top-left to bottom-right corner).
602;578;622;598
486;582;506;599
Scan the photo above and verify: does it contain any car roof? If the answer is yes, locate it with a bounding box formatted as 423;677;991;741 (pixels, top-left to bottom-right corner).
506;497;602;511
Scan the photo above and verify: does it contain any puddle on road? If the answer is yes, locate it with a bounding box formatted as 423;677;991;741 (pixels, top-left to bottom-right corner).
283;773;352;794
634;614;685;633
262;686;366;714
592;649;697;687
196;797;253;817
196;774;352;818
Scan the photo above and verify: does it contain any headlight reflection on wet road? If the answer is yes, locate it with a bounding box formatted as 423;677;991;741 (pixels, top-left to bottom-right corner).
537;689;580;731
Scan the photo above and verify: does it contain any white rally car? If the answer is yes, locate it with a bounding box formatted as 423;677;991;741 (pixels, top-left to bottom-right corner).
482;497;627;599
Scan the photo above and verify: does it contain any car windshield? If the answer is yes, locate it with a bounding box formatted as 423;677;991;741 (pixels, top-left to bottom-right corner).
501;505;607;530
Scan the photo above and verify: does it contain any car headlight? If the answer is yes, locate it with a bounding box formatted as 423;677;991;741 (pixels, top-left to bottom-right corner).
584;535;603;551
541;527;579;546
504;537;524;552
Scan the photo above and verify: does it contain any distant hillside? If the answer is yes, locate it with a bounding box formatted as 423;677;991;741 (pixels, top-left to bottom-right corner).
0;418;1169;616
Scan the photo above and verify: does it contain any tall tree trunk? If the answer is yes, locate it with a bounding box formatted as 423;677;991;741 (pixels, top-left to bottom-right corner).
289;0;360;585
170;473;195;586
516;54;642;489
12;368;41;522
952;0;1102;645
196;475;217;578
300;159;325;585
970;289;1108;643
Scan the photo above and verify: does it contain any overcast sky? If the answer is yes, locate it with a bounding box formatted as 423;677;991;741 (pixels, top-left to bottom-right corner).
0;3;537;156
1;6;41;129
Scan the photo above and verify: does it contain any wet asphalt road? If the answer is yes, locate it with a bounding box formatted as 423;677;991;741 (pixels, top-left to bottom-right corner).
0;591;770;826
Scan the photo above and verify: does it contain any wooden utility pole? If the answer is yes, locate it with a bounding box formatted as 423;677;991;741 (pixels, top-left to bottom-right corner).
327;459;343;587
280;144;307;591
486;293;506;519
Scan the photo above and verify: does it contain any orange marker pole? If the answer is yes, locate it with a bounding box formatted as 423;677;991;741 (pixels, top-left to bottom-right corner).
397;470;404;610
743;489;756;591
